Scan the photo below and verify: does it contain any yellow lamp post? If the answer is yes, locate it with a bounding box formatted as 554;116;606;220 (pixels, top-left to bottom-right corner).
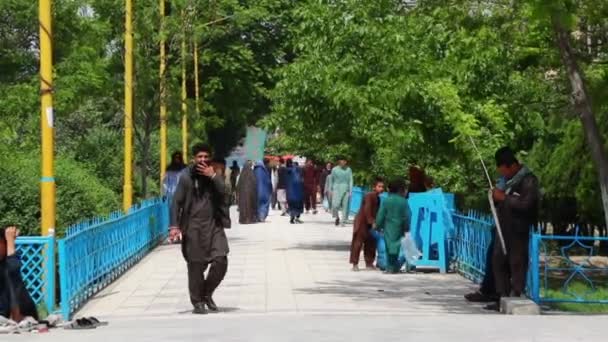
123;0;134;212
39;0;55;236
181;12;188;161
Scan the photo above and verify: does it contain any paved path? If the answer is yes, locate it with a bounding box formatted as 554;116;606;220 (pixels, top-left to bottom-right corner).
26;314;608;342
14;208;608;341
76;208;481;317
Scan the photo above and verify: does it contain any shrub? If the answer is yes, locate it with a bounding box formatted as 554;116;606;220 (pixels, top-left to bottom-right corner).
0;150;119;236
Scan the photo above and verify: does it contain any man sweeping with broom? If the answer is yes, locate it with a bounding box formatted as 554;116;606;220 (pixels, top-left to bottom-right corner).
486;147;540;311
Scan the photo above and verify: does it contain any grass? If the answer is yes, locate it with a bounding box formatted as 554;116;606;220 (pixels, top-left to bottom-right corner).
36;301;50;319
538;239;608;313
542;281;608;313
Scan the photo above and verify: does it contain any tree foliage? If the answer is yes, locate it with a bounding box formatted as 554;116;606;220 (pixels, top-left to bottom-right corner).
0;0;289;233
265;0;608;229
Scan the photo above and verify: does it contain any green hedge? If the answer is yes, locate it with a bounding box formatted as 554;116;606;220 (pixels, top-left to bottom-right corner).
0;151;119;237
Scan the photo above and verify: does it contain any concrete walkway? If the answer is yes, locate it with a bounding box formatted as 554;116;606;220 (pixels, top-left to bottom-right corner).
16;208;608;341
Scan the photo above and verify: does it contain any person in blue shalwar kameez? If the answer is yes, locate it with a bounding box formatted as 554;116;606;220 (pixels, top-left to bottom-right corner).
254;159;273;222
375;179;411;274
330;156;353;227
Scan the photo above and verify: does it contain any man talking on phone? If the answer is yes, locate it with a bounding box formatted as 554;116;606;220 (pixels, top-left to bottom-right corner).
169;143;231;314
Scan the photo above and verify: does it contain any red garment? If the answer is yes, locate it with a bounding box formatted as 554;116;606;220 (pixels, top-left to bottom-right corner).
303;165;318;211
302;165;318;188
350;192;380;266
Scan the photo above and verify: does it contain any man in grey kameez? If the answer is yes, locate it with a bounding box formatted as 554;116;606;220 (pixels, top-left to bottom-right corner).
170;143;231;315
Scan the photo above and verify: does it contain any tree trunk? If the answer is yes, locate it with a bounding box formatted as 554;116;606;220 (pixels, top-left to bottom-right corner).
552;17;608;231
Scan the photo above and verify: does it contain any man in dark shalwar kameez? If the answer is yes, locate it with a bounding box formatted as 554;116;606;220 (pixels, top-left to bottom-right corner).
349;178;384;271
170;143;231;314
237;160;258;224
486;147;540;311
303;159;319;215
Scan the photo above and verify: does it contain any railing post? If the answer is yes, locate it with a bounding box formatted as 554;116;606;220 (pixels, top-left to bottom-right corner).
46;236;56;315
58;239;70;320
529;232;541;303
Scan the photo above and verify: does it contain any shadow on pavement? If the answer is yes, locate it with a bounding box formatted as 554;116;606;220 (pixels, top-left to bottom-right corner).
277;241;351;252
293;277;486;314
177;307;240;315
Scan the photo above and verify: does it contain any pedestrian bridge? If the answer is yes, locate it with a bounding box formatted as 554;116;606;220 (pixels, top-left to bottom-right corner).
14;190;608;321
17;194;486;320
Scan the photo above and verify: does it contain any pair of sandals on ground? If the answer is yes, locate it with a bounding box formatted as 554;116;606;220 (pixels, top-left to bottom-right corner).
0;314;107;333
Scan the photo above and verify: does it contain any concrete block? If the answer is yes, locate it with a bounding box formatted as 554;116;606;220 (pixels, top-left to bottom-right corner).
500;297;541;315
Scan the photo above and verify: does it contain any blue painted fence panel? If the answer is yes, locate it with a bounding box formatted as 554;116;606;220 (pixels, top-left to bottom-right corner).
529;229;608;305
15;236;55;314
58;197;169;319
408;190;451;272
450;211;494;283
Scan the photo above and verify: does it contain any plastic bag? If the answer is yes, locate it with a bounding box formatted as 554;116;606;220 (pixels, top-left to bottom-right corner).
401;232;422;266
322;198;329;211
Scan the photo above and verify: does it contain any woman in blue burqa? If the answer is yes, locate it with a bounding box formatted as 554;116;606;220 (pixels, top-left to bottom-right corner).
285;159;304;224
254;159;273;222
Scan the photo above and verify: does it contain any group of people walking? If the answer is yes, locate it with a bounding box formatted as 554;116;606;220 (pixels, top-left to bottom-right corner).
233;156;355;226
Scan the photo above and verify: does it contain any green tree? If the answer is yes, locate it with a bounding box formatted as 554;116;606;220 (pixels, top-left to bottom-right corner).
530;0;608;229
266;1;545;203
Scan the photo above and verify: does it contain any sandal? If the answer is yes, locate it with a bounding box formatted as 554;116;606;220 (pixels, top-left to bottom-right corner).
17;317;39;333
87;317;109;327
63;318;97;330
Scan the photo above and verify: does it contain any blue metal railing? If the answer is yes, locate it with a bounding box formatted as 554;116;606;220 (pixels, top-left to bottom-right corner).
450;211;493;283
15;236;56;314
450;215;608;307
450;211;533;299
528;228;608;305
58;197;169;319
